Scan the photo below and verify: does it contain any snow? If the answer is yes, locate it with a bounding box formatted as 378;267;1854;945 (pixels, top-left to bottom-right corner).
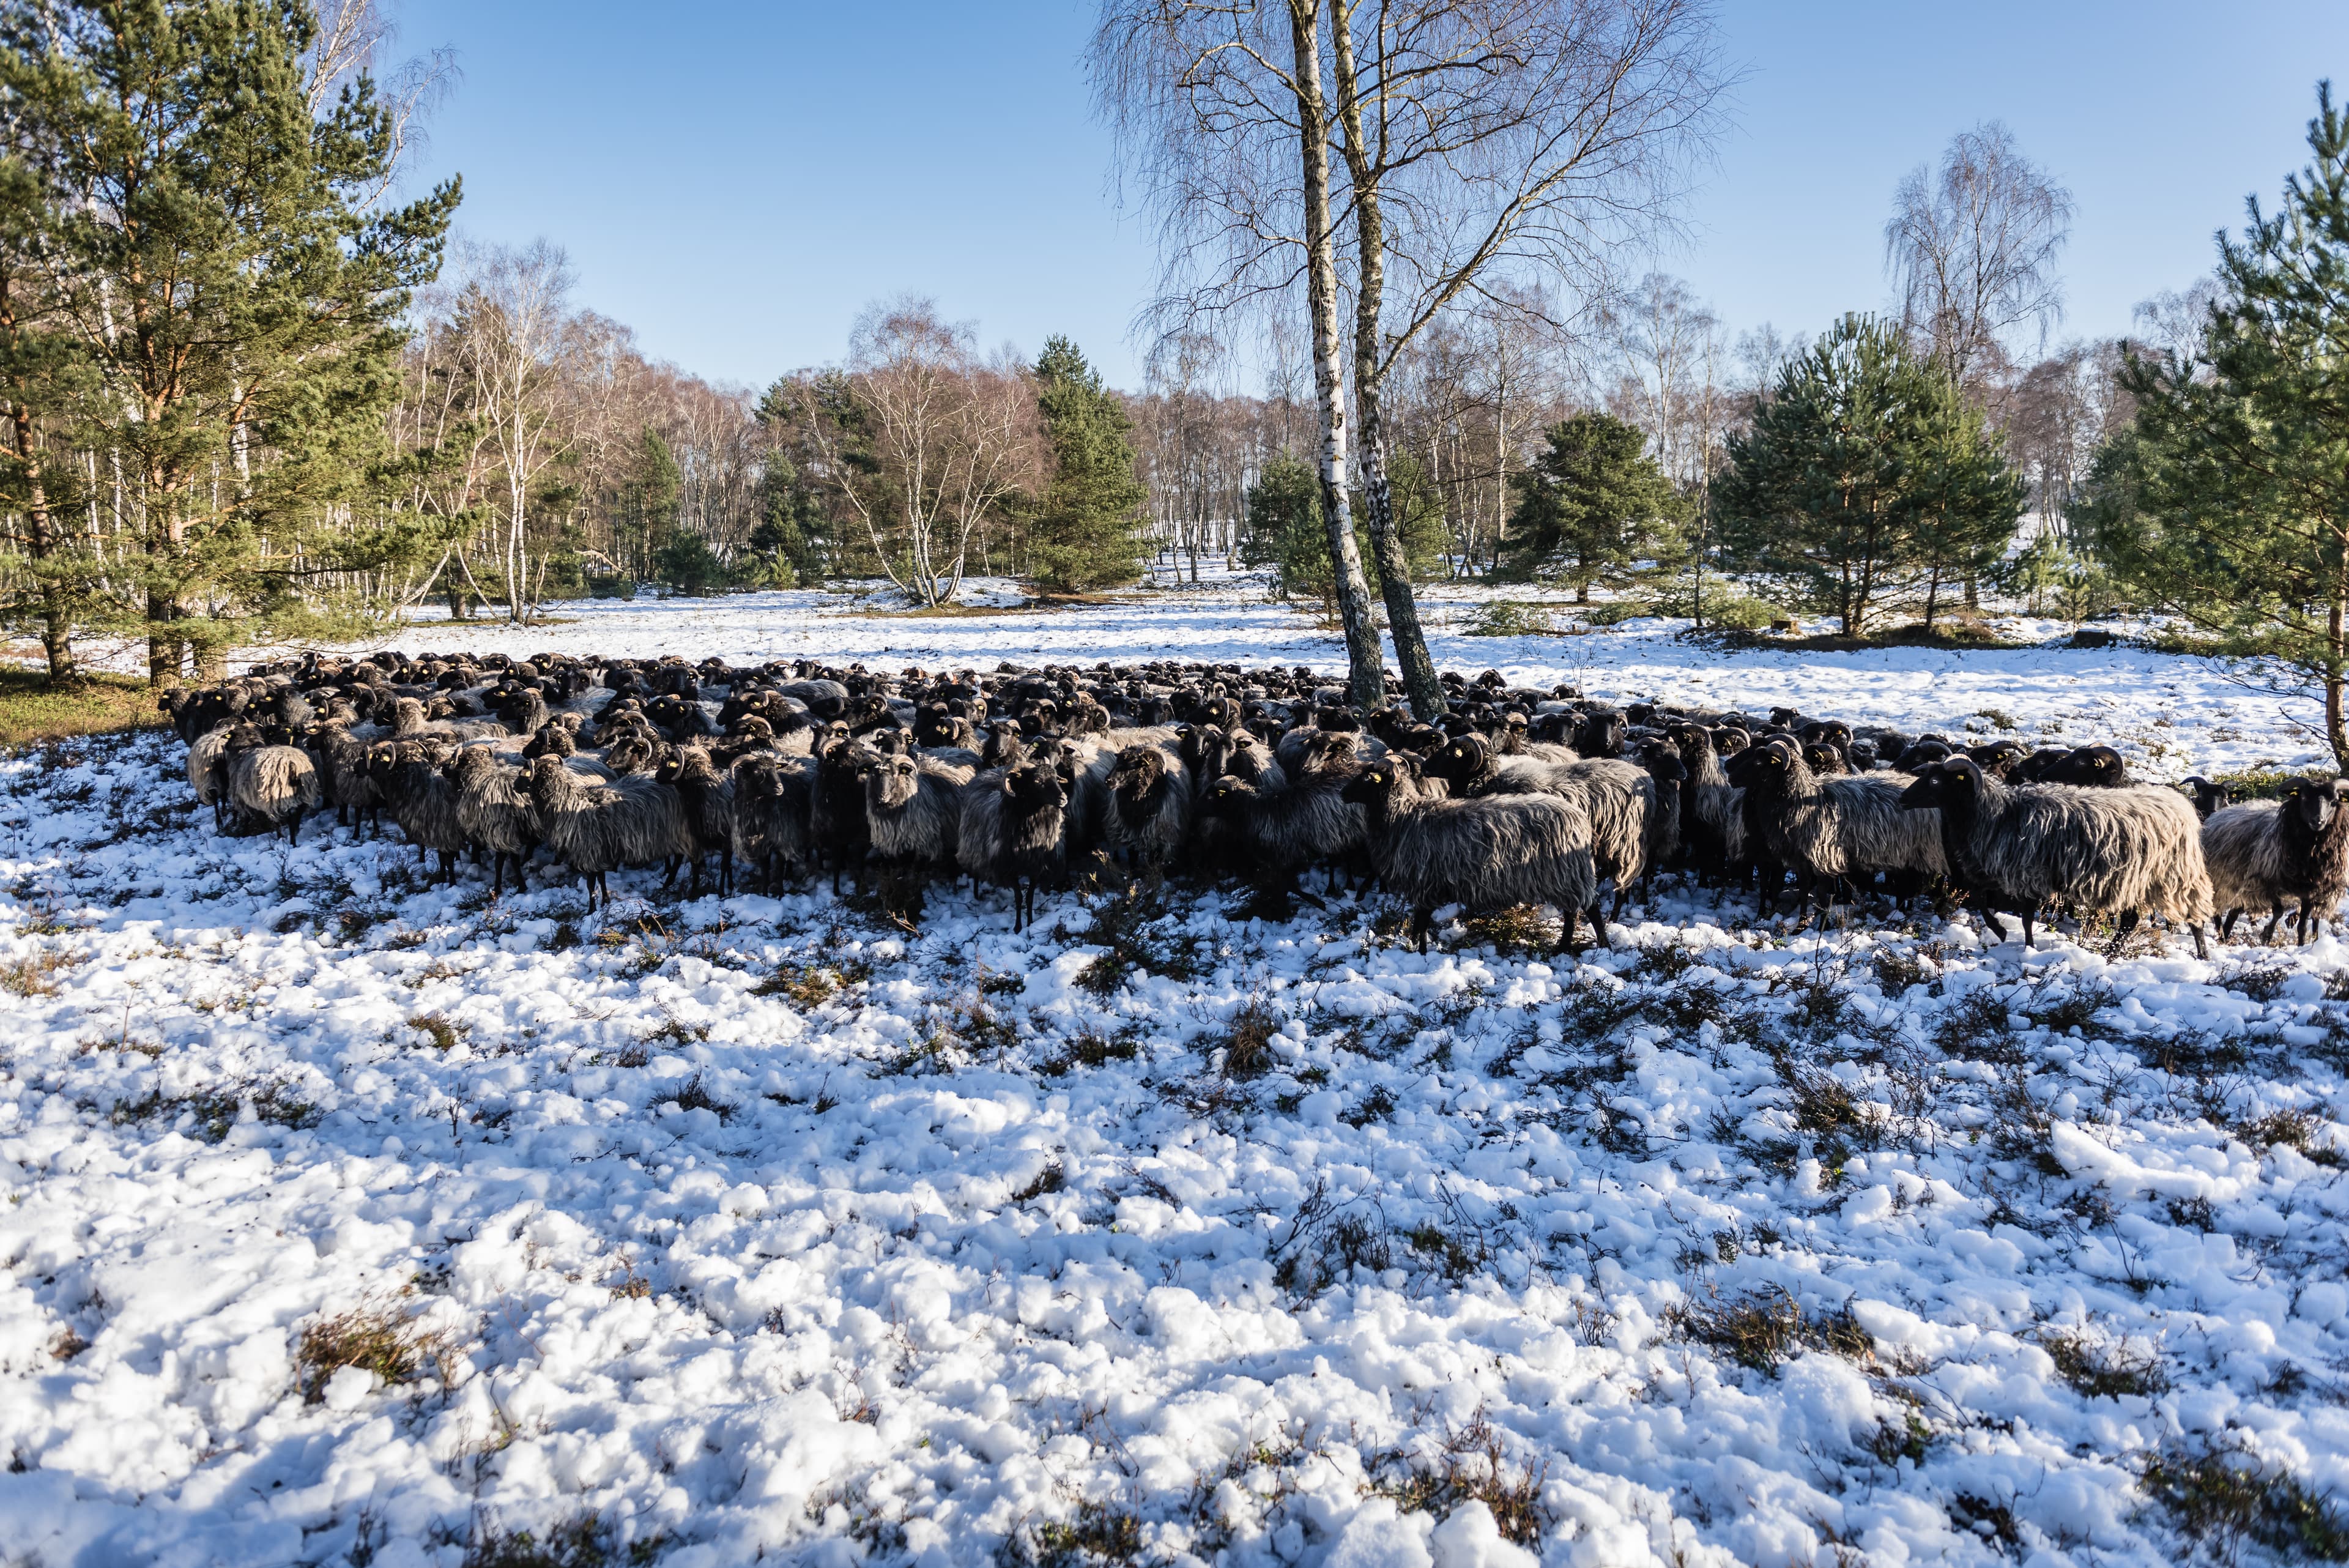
3;579;2347;1566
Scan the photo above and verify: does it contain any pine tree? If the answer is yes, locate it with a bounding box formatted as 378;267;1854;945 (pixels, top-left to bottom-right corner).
1241;453;1332;603
1026;336;1147;592
1716;314;2021;637
0;0;460;681
618;426;681;581
1501;412;1685;602
2080;83;2349;760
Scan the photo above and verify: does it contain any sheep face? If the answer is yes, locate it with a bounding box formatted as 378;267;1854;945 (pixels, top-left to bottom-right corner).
2285;778;2339;833
1007;764;1066;817
1898;757;1982;813
867;757;920;811
1427;735;1486;787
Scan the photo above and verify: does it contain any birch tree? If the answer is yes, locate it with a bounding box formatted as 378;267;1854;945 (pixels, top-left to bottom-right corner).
1090;0;1387;708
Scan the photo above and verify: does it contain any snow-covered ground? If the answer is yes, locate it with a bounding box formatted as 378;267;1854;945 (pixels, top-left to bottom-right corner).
4;583;2348;1567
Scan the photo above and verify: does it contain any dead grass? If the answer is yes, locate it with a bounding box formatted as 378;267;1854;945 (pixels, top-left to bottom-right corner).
2236;1107;2347;1166
1222;1001;1281;1079
295;1298;454;1403
1368;1411;1550;1547
1039;1028;1141;1076
998;1501;1145;1567
2039;1325;2170;1400
0;946;76;998
1669;1285;1874;1374
406;1012;469;1051
753;959;866;1007
460;1511;664;1568
2140;1439;2349;1562
0;667;167;750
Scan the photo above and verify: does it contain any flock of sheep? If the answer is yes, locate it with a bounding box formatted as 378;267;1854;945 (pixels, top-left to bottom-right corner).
159;652;2349;958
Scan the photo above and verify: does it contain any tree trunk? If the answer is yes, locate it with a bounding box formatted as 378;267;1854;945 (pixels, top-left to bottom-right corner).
1287;0;1385;710
2329;588;2348;768
1329;12;1444;722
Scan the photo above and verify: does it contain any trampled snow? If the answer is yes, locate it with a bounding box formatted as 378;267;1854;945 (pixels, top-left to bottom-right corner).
2;579;2345;1567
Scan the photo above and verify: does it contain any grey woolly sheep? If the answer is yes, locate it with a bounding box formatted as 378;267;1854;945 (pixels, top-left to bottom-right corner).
303;723;387;836
225;726;323;844
1099;743;1192;870
1730;741;1946;918
448;745;540;896
187;723;236;830
653;747;739;897
525;754;696;911
2200;778;2349;943
729;752;815;891
1430;735;1654;914
957;762;1069;929
1899;757;2212;956
392;695;510;744
368;740;469;883
1340;757;1600;953
863;753;971;916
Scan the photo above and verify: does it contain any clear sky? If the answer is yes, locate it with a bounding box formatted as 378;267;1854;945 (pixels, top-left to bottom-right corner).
390;0;2349;393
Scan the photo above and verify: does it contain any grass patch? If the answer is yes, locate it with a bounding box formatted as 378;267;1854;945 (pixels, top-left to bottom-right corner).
1669;1285;1874;1374
407;1012;469;1051
461;1512;665;1568
2236;1107;2345;1166
668;1071;736;1123
1368;1413;1550;1547
1011;1161;1065;1203
295;1298;453;1403
1039;1028;1141;1076
2141;1440;2349;1562
753;960;866;1007
0;667;167;750
2039;1325;2170;1399
1222;1001;1281;1079
1460;904;1556;956
1074;883;1203;997
1006;1503;1145;1567
0;946;76;997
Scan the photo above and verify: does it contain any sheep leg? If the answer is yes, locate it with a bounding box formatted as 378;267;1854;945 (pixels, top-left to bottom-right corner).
2106;909;2140;956
1411;907;1433;954
2192;921;2210;960
2020;910;2037;949
2221;909;2241;942
286;812;302;847
1557;905;1582;954
1586;903;1610;949
2262;907;2284;946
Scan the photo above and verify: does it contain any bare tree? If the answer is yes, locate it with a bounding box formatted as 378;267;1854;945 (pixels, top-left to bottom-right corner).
793;297;1037;608
1325;0;1726;714
1091;1;1388;708
443;240;579;622
1884;122;2075;385
303;0;459;203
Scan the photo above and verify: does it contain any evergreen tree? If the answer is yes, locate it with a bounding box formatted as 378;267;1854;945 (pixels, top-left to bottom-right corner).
1906;371;2027;628
1242;448;1447;608
1501;412;1684;601
0;147;98;681
1716;314;2020;636
746;451;815;588
0;0;460;681
2080;83;2349;760
618;426;681;581
1240;453;1329;603
1026;336;1146;592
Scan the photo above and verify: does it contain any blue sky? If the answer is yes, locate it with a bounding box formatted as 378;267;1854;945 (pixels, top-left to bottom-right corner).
392;0;2349;392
